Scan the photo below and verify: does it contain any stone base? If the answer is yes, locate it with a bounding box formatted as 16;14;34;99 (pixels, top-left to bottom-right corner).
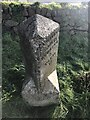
21;70;60;118
22;70;60;107
27;105;57;118
22;81;59;106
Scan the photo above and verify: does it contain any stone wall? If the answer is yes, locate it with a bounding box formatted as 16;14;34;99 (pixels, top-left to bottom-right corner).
2;3;61;25
2;2;88;62
2;3;88;30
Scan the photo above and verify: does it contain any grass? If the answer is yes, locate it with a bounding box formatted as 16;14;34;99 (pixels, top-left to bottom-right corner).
2;96;31;118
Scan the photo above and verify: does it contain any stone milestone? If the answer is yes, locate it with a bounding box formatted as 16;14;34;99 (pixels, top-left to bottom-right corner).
18;14;60;107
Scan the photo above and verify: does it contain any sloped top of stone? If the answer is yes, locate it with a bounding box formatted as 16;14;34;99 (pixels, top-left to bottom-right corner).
19;14;59;38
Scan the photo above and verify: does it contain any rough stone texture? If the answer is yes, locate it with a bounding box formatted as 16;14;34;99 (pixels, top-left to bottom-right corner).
27;7;35;17
23;7;28;17
46;10;52;19
3;13;11;21
5;20;18;27
2;5;12;21
53;16;61;24
51;10;56;18
36;7;41;15
18;14;60;107
41;8;48;16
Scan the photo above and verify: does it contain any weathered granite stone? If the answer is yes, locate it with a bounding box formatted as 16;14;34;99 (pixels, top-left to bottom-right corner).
3;13;11;21
18;14;60;107
23;7;28;17
46;10;52;19
41;8;48;16
51;10;56;18
5;20;18;27
36;7;41;15
2;5;12;20
53;16;61;24
27;7;35;17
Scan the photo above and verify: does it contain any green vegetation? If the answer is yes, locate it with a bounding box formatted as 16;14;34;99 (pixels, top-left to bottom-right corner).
2;2;90;119
40;2;62;9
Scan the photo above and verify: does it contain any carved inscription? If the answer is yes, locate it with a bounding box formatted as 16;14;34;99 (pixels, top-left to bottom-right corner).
41;32;59;66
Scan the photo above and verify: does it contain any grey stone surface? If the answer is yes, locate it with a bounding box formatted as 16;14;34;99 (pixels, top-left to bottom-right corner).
46;10;52;19
5;20;18;27
23;7;28;17
36;7;41;15
18;14;60;107
3;13;11;21
41;8;48;16
51;10;56;18
28;7;35;17
53;16;61;24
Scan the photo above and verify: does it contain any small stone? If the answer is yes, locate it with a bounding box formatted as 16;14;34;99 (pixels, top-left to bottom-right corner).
53;16;61;24
36;7;41;14
3;13;11;20
27;7;35;17
23;7;28;17
51;10;56;18
5;20;18;27
46;10;52;19
41;8;48;16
